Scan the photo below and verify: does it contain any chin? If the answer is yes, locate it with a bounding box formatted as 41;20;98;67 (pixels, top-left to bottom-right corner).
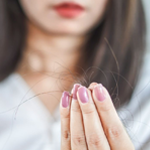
31;19;88;36
39;25;85;36
46;24;88;36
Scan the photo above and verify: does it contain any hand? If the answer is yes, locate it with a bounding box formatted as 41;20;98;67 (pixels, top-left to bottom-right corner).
60;82;135;150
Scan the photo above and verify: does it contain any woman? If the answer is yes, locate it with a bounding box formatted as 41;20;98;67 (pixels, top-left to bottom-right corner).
0;0;147;150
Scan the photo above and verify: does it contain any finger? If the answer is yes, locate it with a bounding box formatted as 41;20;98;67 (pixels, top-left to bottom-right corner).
88;82;98;91
92;83;134;150
70;84;88;150
60;91;71;150
77;86;110;150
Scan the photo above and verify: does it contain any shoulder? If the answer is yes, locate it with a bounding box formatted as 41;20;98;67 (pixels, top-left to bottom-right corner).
0;73;22;106
0;73;55;150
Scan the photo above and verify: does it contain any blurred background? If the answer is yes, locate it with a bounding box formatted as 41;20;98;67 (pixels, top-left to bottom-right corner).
143;0;150;54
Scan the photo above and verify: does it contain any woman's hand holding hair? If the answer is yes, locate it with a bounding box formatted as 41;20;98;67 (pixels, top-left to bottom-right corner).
60;82;135;150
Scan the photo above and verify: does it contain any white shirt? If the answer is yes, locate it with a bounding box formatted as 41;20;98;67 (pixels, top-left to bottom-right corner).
0;72;61;150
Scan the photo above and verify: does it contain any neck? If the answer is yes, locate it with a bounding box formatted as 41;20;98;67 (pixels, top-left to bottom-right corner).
17;20;87;75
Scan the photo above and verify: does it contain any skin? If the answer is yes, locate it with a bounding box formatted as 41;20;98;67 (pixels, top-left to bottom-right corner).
60;82;135;149
17;0;135;149
17;0;108;114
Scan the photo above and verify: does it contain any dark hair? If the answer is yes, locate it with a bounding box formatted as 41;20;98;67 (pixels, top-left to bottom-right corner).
0;0;146;109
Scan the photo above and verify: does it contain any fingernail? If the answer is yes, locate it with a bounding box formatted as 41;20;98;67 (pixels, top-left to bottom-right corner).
78;86;89;103
94;84;106;101
61;91;70;108
71;84;81;100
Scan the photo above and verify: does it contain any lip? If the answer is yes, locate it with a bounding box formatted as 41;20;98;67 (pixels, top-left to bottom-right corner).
53;2;85;18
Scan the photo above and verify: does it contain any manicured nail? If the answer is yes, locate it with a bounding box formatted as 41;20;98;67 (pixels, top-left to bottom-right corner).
61;91;70;108
78;86;89;103
71;84;81;100
94;84;106;101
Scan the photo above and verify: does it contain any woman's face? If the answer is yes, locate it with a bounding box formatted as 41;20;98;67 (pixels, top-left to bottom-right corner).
19;0;108;35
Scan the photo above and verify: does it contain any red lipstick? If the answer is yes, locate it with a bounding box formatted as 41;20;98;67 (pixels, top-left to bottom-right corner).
53;2;85;18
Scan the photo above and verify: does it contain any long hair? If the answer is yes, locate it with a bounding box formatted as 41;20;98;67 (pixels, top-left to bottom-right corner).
0;0;146;109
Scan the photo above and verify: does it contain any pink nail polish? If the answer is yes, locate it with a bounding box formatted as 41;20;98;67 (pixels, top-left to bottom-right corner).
71;84;81;100
94;84;106;101
78;86;89;103
61;91;70;108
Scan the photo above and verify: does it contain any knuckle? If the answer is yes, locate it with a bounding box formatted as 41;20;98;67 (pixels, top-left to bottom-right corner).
62;130;71;141
87;133;104;148
83;109;95;115
61;110;70;119
106;125;123;139
72;134;86;146
82;105;96;115
71;105;81;113
99;102;112;112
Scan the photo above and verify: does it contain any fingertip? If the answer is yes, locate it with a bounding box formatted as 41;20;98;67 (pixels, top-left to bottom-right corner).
60;91;71;109
88;82;98;90
97;84;111;99
60;91;72;120
71;83;81;100
92;83;113;106
77;86;90;104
